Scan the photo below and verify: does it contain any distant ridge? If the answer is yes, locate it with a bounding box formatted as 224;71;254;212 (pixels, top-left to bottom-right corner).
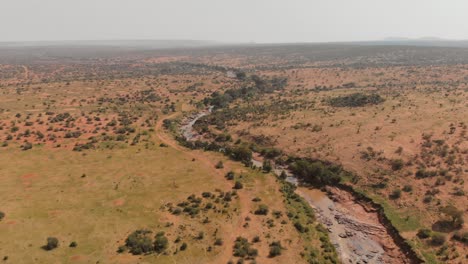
1;38;468;50
0;39;224;49
367;37;468;48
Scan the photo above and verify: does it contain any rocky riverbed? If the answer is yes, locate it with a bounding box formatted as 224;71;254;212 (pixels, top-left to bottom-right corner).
181;112;411;264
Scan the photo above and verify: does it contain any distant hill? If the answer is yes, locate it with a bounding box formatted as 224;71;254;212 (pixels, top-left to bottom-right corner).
359;38;468;48
0;39;222;49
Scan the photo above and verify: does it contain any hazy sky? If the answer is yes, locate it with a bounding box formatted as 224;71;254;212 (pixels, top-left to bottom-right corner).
1;0;467;43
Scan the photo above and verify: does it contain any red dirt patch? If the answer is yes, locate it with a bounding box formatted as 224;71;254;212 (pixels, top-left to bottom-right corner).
112;198;125;206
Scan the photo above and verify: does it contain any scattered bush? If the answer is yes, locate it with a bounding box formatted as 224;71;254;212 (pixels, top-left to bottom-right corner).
214;238;223;246
389;189;402;199
225;171;235;180
44;237;59;251
233;237;258;259
21;142;33;151
252;236;260;243
180;242;187;251
402;185;413;192
215;161;224;169
452;231;468;245
390;159;404;171
233;181;243;189
254;204;269;215
268;241;283;257
440;205;464;229
417;228;431;239
430;233;446;246
69;241;77;248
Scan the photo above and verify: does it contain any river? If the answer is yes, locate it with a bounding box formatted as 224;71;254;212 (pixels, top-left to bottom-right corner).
181;111;411;264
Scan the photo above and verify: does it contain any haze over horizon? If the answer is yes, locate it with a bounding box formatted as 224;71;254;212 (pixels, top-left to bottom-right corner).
1;0;468;43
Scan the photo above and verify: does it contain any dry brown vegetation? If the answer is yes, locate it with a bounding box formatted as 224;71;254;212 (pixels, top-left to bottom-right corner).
0;43;466;263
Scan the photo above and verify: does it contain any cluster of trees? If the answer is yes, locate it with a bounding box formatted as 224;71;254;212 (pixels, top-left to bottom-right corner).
289;159;342;186
176;137;253;166
203;75;287;109
233;237;258;260
120;230;169;255
328;93;384;107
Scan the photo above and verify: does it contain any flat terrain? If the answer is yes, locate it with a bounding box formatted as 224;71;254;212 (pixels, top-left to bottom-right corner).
0;43;466;263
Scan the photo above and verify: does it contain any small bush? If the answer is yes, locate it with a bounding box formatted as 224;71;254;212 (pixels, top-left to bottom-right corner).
215;161;224;169
252;236;260;243
214;238;223;246
180;242;187;251
423;195;432;203
294;222;308;233
254;204;269;215
0;211;4;221
233;181;243;189
69;241;77;248
417;228;431;239
44;237;59;251
390;159;404;171
389;189;401;199
452;231;468;245
402;185;412;192
197;231;204;240
21;142;33;151
430;233;446;246
268;241;283;257
225;171;235;180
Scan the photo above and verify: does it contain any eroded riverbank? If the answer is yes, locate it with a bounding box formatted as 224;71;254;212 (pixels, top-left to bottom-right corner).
179;112;416;264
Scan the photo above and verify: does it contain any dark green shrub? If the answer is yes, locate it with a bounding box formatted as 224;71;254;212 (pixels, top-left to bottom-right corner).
44;237;59;251
125;229;154;255
452;231;468;245
225;171;235;180
180;242;187;251
390;159;404;171
214;238;223;246
430;233;446;246
268;241;283;257
294;222;309;233
233;181;243;189
417;228;431;239
233;237;257;258
389;189;401;199
197;231;204;240
215;161;224;169
254;204;269;215
154;232;169;253
402;185;412;192
69;241;77;248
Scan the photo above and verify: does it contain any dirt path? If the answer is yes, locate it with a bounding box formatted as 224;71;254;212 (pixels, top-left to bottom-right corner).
22;65;29;80
155;113;251;263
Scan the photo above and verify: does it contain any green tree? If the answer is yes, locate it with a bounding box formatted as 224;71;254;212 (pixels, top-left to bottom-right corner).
154;232;169;253
262;160;272;173
45;237;59;250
